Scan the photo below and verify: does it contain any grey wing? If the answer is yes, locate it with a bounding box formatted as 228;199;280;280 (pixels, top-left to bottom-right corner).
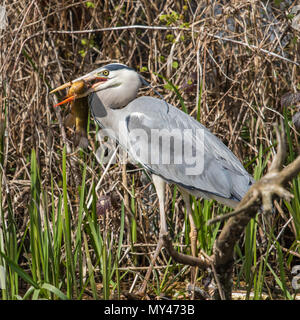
124;96;254;202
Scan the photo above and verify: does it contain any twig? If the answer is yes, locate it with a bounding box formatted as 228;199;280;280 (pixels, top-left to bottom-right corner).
0;0;35;74
207;197;257;225
8;24;299;88
161;233;210;270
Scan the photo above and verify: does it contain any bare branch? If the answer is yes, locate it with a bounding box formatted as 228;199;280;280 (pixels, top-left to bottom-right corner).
161;234;210;270
269;119;286;172
279;156;300;185
209;121;300;299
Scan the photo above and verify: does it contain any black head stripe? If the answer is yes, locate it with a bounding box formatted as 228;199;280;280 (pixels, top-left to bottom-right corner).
104;64;134;72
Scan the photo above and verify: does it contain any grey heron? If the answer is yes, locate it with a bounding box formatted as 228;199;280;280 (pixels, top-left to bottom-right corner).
51;63;254;295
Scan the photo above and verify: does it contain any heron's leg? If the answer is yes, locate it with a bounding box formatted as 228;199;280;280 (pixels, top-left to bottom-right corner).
180;189;198;289
138;174;166;295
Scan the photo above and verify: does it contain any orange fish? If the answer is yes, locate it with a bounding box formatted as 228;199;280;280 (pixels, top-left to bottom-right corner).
53;80;89;148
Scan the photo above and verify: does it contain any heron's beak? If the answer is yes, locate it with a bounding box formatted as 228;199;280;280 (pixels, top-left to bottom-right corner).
50;76;108;107
89;76;108;89
50;82;73;95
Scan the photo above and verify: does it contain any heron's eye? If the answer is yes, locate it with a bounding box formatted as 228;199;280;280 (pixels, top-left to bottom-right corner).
96;70;109;77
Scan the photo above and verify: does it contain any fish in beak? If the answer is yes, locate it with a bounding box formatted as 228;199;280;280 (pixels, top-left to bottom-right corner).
50;75;107;148
50;75;108;107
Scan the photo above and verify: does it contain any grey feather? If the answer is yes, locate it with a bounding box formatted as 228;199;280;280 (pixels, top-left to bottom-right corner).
90;94;254;206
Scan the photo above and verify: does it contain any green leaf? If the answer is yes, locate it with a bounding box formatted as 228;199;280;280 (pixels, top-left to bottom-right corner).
41;283;68;300
79;49;87;58
159;14;167;22
166;34;175;42
164;83;173;91
81;38;88;46
172;61;179;69
0;251;39;289
86;1;95;8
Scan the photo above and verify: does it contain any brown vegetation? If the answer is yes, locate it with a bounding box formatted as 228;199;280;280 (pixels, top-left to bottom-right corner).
0;0;299;299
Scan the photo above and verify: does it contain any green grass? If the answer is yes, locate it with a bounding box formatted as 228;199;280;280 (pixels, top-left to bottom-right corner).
0;106;299;299
0;147;126;299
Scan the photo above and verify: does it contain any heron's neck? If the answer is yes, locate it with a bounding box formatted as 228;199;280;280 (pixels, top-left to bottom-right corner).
90;73;141;131
97;76;141;109
96;90;131;109
90;86;138;131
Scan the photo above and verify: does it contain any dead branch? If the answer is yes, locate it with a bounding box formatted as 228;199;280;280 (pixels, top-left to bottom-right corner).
163;121;300;299
161;234;210;269
212;121;299;299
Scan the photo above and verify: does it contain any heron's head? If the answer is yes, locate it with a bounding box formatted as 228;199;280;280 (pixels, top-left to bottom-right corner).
50;63;143;108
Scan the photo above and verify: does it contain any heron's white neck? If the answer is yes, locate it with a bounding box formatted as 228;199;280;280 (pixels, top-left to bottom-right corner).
96;70;142;109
